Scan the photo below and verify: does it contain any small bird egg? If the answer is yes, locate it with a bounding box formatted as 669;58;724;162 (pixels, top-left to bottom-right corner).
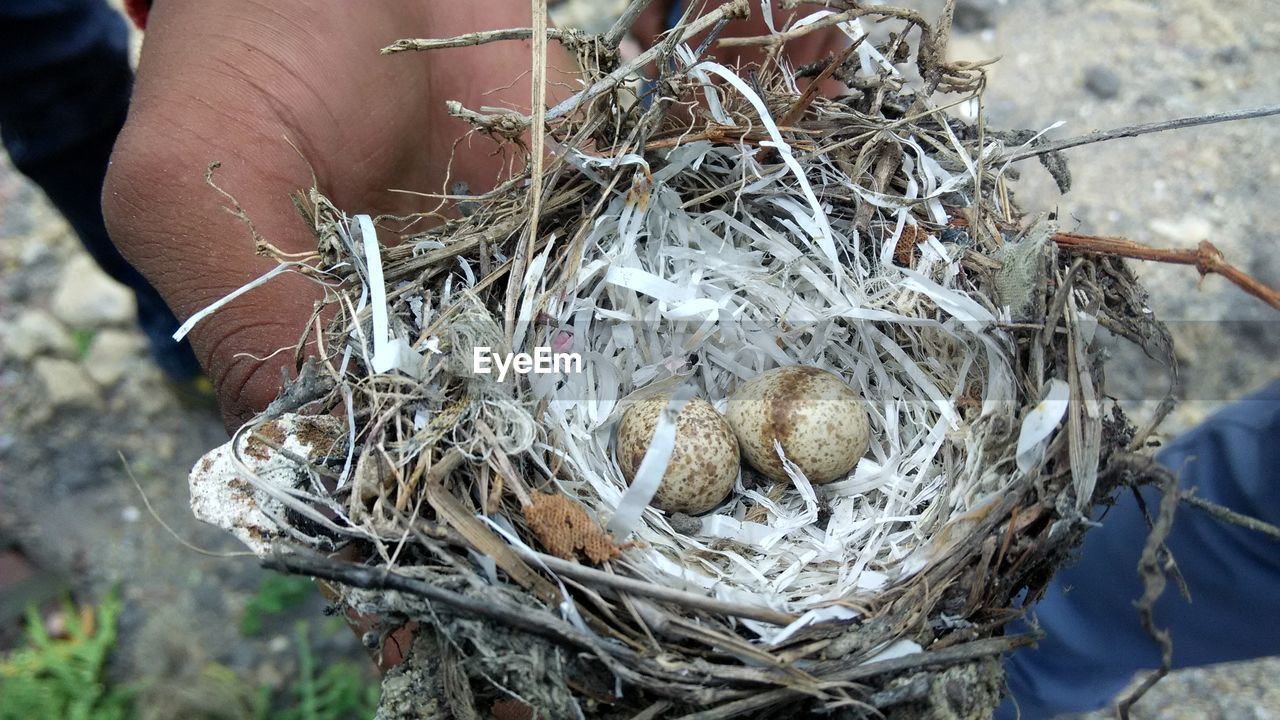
725;366;870;484
615;395;740;515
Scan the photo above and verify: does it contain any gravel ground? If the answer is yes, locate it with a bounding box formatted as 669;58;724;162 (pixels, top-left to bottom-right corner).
0;156;371;715
1;1;1277;718
940;0;1280;438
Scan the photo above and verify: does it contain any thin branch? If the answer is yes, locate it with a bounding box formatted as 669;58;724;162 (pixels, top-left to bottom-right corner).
1002;104;1280;163
923;0;957;93
832;633;1038;682
1116;462;1179;719
1180;493;1280;541
1051;232;1280;310
780;40;863;127
546;0;752;122
719;7;867;47
263;549;629;663
381;27;581;54
512;548;798;625
603;0;657;49
506;0;551;340
676;634;1038;720
718;3;930;52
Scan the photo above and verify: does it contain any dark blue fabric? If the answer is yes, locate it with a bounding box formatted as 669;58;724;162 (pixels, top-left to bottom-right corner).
998;381;1280;719
0;0;200;380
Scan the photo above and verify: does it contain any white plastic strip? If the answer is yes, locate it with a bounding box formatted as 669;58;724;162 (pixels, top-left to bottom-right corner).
1015;379;1070;474
172;264;293;341
355;214;396;375
691;61;838;272
861;638;923;665
770;606;860;646
897;267;995;325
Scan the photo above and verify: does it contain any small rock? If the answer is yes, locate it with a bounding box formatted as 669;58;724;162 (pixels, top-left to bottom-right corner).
1;308;75;361
1213;45;1247;65
1149;216;1213;244
50;255;136;329
112;369;173;417
1083;65;1122;99
32;357;102;410
953;0;999;33
267;634;291;654
17;220;68;267
84;329;145;386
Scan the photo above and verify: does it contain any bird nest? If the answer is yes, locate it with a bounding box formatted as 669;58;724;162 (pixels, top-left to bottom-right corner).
187;2;1184;718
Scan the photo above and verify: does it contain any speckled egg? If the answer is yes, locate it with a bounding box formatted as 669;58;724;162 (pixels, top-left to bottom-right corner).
615;395;740;515
725;366;869;484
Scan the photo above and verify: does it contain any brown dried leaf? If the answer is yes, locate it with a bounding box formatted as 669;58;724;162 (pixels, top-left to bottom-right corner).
523;492;621;565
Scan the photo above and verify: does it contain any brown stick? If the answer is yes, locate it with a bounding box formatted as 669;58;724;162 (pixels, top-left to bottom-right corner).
512;549;799;625
780;41;862;128
603;0;657;49
381;28;579;54
547;0;751;121
1051;232;1280;310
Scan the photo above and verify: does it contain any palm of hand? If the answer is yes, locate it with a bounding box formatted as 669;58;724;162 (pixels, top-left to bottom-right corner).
105;1;545;428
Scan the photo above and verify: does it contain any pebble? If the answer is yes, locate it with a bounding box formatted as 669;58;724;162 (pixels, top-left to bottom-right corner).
1083;65;1122;99
267;634;291;654
1214;45;1246;65
953;0;1000;33
112;370;174;418
1;308;75;361
49;254;136;329
1149;216;1213;244
84;329;145;386
32;357;102;410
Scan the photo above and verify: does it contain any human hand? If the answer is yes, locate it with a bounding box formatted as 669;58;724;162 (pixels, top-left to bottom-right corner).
103;0;570;431
101;0;857;674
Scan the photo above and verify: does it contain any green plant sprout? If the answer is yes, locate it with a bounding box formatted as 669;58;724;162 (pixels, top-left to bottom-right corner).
0;588;133;720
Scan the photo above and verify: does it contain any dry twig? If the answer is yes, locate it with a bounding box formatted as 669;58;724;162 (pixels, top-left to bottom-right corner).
1002;104;1280;163
1113;455;1180;719
1180;493;1280;542
1052;232;1280;310
546;0;751;121
381;27;583;54
603;0;657;49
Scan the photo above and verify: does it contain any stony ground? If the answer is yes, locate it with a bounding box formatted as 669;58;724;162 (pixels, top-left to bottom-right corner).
940;0;1280;439
0;159;372;716
1;1;1277;718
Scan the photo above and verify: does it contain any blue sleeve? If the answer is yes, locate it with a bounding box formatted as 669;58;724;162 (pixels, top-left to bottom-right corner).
998;380;1280;718
0;0;131;167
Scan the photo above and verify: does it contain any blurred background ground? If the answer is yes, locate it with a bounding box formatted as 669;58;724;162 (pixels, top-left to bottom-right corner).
0;0;1277;718
0;153;376;717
